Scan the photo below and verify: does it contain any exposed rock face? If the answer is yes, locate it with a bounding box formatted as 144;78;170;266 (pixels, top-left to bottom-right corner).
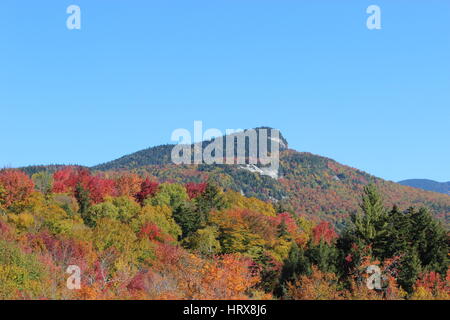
239;164;279;179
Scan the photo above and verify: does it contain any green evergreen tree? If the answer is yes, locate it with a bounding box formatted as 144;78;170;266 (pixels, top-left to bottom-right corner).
381;205;410;259
408;207;448;274
194;183;228;216
280;243;310;282
352;184;387;242
307;240;338;274
173;201;203;239
277;218;289;238
75;183;91;223
397;248;421;295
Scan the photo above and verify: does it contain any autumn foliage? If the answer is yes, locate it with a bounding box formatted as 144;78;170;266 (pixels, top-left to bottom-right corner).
0;169;34;208
135;178;159;205
53;167;115;204
0;168;448;300
185;182;208;199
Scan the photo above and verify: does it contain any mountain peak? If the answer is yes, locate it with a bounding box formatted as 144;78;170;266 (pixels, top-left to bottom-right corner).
93;126;288;171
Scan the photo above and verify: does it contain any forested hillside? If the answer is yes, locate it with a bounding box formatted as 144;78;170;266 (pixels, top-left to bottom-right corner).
19;130;450;229
92;127;288;171
0;168;448;299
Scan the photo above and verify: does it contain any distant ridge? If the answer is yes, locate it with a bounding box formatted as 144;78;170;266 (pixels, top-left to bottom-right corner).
19;164;85;176
399;179;450;195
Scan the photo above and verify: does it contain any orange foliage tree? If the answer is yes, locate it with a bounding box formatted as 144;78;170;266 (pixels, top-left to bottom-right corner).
0;169;34;208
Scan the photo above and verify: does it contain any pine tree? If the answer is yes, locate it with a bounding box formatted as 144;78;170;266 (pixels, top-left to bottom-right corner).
277;218;289;238
75;182;91;222
280;243;311;283
381;205;410;259
352;184;387;241
307;240;338;274
408;207;448;274
194;183;228;216
173;201;203;239
397;248;421;295
350;184;390;259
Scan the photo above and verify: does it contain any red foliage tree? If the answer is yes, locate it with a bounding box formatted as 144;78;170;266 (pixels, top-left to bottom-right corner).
52;167;114;204
135;178;159;205
85;175;115;204
185;182;207;199
0;169;35;207
53;166;87;193
140;223;162;241
312;221;338;245
127;271;148;292
26;231;93;268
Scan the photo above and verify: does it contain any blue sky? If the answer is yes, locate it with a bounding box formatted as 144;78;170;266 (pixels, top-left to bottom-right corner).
0;0;449;182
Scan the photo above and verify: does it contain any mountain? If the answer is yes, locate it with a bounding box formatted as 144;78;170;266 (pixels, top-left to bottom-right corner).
398;179;450;195
91;129;449;229
20;128;450;229
91;127;289;171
